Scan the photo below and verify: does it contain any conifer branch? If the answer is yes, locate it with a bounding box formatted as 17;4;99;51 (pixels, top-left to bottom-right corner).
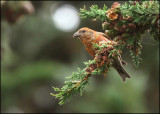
51;1;159;105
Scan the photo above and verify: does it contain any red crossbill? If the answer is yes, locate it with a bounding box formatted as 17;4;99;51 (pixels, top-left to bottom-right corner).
73;27;130;81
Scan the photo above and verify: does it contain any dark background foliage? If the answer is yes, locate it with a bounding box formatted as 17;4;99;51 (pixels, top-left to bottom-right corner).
1;1;159;113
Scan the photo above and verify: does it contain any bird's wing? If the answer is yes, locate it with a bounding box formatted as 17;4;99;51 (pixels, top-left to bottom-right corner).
97;32;111;40
119;55;127;65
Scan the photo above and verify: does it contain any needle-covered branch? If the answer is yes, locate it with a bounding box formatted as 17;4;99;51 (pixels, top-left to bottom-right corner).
80;1;159;67
51;1;159;105
51;43;120;105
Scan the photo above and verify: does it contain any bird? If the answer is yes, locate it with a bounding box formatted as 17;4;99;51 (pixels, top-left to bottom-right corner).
73;27;131;82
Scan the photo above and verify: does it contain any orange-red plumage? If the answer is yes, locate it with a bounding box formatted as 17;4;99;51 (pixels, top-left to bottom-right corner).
74;27;112;57
73;27;130;81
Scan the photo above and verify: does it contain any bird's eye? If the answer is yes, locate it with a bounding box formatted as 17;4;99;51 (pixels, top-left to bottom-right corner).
81;30;86;33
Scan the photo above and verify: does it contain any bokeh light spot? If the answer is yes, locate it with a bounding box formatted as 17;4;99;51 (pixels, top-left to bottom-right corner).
52;4;80;32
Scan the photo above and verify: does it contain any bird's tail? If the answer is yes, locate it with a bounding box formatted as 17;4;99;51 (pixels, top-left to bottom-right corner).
115;65;131;82
113;57;131;82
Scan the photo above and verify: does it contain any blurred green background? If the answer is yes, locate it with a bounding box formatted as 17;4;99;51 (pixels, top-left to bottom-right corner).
1;1;159;113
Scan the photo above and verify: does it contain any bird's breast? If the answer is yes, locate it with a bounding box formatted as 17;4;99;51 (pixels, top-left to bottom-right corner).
84;41;97;57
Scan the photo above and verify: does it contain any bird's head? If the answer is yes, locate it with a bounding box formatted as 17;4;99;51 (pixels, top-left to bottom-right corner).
73;27;95;42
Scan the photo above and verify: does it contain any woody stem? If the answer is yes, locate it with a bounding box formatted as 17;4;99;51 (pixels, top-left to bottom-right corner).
65;74;91;95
